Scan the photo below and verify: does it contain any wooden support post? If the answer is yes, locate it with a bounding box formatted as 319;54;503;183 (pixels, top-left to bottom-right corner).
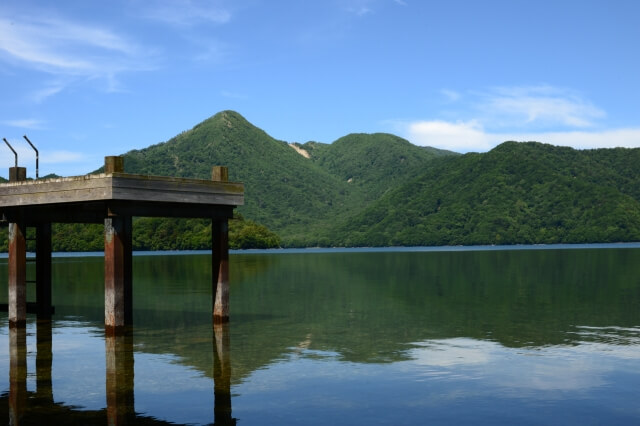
9;167;26;183
212;219;230;323
105;156;124;174
36;223;52;319
8;166;27;327
211;166;229;182
106;329;135;425
104;216;133;331
8;222;27;327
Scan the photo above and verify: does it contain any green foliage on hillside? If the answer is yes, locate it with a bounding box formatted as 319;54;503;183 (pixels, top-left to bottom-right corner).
132;214;280;250
0;214;280;252
118;111;351;236
333;142;640;246
421;146;459;157
302;133;444;202
111;111;448;246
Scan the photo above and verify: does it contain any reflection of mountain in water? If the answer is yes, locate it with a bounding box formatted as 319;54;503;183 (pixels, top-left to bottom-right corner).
1;248;639;386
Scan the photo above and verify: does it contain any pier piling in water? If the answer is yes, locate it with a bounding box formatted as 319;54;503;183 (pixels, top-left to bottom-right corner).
104;216;133;332
8;167;27;327
212;166;230;323
8;222;26;327
35;223;52;319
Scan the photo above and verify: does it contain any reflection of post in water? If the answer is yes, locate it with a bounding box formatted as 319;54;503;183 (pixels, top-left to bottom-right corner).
9;325;27;426
105;328;135;425
213;323;236;426
35;319;54;404
9;320;54;425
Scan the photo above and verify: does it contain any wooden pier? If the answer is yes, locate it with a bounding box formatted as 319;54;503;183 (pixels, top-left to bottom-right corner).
0;157;244;331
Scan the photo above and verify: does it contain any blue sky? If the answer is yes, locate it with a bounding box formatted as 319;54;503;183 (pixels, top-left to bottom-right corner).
1;0;639;178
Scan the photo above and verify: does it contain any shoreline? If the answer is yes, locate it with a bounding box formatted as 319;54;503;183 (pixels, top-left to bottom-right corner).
2;241;640;258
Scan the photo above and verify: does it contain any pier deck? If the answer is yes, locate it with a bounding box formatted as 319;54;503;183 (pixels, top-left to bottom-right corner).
1;157;244;330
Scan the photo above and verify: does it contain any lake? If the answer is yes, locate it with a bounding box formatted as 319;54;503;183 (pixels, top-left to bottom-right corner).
1;245;640;425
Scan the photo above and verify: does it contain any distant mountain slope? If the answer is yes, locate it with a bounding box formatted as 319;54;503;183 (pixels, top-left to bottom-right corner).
119;111;352;238
334;141;640;246
111;111;452;246
301;133;454;202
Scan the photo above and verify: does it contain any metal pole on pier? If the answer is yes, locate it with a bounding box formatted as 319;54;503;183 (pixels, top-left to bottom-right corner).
23;135;39;179
3;138;18;168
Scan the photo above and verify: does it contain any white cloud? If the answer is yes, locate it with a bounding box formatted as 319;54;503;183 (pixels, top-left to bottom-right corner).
468;85;606;129
404;85;634;152
477;85;606;129
0;13;156;93
408;120;493;151
406;120;640;152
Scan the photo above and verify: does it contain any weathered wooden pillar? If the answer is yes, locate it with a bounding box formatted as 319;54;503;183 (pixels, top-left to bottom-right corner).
103;156;133;332
104;215;133;332
211;166;229;182
212;166;231;324
9;326;27;425
213;323;235;425
8;167;27;328
8;222;26;327
36;223;53;319
106;329;135;425
212;220;230;323
105;156;124;174
9;166;26;183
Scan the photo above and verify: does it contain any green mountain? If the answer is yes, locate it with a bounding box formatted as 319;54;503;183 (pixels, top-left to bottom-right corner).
3;111;640;250
335;141;640;246
120;111;350;237
115;111;449;245
301;132;440;202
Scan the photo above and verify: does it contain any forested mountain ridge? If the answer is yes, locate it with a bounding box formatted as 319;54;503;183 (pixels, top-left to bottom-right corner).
118;111;352;236
301;132;450;202
333;141;640;246
2;111;640;250
111;111;451;245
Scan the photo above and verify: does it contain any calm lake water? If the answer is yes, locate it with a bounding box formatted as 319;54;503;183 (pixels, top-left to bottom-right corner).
0;246;640;425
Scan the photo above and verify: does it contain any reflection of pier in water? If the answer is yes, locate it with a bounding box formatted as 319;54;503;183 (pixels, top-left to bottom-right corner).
2;319;236;425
